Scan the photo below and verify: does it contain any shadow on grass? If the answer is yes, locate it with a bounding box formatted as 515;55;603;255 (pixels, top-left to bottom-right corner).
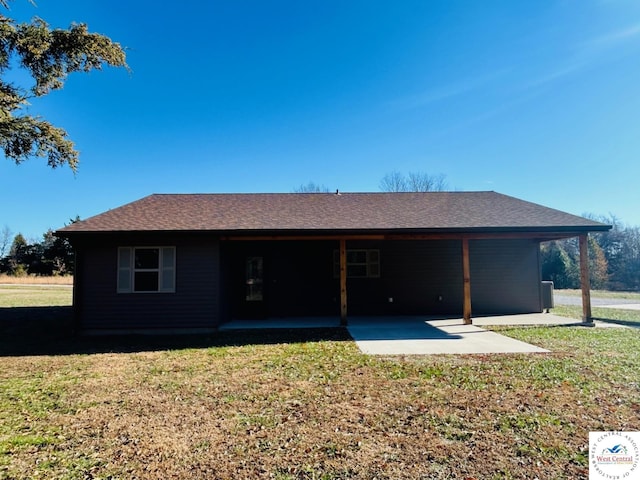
0;306;352;357
591;317;640;328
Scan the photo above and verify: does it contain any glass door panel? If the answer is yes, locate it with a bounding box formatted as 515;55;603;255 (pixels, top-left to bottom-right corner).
245;256;264;302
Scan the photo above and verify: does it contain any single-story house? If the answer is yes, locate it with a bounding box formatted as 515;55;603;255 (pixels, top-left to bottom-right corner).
56;191;610;333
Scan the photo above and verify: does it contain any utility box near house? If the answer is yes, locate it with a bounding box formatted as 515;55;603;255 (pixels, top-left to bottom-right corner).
541;281;554;312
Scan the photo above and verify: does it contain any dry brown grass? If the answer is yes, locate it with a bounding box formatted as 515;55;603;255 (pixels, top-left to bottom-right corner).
1;287;639;479
2;328;639;479
0;274;73;285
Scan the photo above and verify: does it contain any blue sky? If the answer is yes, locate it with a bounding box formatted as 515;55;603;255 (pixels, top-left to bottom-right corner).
2;0;640;240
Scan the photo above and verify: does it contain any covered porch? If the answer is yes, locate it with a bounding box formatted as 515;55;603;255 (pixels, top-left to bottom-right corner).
221;232;597;326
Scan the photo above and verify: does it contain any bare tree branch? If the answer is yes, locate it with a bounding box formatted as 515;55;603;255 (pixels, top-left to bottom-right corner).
380;171;448;192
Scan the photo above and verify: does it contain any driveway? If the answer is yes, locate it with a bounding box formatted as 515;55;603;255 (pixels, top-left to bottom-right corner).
554;294;640;310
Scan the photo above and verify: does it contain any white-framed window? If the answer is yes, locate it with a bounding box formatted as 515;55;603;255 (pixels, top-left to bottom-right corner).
333;249;380;278
117;247;176;293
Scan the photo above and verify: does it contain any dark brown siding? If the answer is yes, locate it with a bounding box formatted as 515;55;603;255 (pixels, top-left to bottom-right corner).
268;241;337;316
470;239;542;314
77;234;220;331
347;240;464;315
223;241;338;318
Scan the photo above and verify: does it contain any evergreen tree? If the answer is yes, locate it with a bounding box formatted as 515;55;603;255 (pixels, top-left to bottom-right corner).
0;1;127;170
541;241;578;289
7;232;28;275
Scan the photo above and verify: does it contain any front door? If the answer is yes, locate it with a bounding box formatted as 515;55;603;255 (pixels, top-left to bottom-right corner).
241;255;267;318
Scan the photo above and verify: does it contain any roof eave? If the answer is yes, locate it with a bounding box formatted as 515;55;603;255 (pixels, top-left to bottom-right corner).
55;223;612;239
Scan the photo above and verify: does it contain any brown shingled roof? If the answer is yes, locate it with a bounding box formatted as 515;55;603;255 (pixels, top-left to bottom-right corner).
56;191;610;235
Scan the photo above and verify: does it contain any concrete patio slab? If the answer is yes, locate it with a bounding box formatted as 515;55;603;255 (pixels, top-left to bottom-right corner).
470;313;584;326
346;316;550;355
470;312;632;329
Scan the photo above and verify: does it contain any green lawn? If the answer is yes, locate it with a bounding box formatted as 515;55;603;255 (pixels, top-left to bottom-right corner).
0;285;72;308
556;289;640;301
1;286;639;479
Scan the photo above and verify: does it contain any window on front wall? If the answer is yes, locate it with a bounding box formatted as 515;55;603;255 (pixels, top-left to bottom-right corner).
117;247;175;293
333;249;380;278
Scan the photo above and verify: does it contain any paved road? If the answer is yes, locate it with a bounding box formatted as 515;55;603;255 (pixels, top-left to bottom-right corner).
554;294;640;307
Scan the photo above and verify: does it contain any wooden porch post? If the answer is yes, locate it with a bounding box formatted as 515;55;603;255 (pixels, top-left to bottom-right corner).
462;237;472;324
579;234;593;323
339;239;348;325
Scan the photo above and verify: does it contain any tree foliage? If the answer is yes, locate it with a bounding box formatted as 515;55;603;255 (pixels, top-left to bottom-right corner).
0;1;127;171
588;236;609;290
541;241;577;289
0;228;73;276
0;224;11;257
593;216;640;291
379;171;448;192
541;214;640;291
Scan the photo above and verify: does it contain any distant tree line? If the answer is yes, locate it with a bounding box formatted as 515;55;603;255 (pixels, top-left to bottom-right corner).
294;171;449;193
379;171;448;192
541;215;640;291
0;224;75;277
